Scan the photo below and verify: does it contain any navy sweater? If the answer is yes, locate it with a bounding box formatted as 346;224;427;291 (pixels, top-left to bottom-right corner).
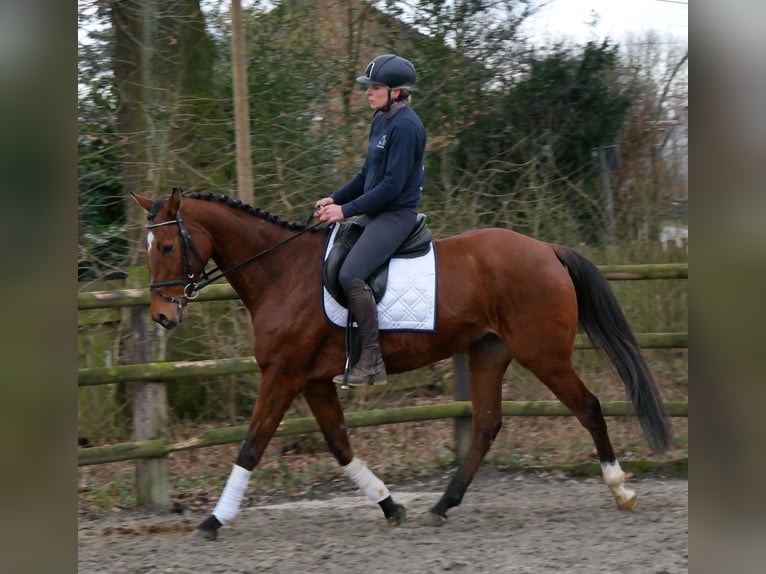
332;104;426;217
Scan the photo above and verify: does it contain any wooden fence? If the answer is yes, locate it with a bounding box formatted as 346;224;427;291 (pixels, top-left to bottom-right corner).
78;264;688;509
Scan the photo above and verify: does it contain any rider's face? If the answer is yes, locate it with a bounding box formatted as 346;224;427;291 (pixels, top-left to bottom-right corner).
366;84;398;110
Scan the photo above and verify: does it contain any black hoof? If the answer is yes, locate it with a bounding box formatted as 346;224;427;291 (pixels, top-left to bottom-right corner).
380;496;407;527
197;515;222;541
420;510;447;527
385;503;407;527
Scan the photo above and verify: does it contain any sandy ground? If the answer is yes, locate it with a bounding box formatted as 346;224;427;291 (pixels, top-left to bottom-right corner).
78;467;687;573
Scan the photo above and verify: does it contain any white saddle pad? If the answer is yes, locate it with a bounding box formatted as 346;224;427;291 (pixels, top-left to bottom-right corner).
322;223;437;332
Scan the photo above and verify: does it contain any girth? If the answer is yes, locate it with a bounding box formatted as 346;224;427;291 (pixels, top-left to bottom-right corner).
323;214;432;307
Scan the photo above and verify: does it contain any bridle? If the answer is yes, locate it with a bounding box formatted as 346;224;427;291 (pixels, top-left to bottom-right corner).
146;208;324;323
145;210;207;323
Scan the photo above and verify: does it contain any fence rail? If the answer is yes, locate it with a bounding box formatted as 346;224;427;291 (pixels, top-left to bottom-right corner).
77;263;688;310
78;400;689;467
77;263;688;509
77;332;687;387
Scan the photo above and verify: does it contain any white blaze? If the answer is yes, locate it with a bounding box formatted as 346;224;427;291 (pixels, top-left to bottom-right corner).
147;231;155;254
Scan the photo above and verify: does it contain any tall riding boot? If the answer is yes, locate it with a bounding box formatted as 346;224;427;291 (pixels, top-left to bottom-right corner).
333;278;387;386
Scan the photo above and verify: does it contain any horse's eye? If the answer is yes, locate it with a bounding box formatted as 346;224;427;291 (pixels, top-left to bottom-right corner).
161;244;174;255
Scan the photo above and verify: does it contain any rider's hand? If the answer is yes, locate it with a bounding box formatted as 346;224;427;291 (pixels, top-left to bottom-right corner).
315;203;345;224
314;197;334;208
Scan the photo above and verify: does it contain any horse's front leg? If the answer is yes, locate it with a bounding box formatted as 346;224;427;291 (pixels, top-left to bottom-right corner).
197;378;300;541
302;379;406;527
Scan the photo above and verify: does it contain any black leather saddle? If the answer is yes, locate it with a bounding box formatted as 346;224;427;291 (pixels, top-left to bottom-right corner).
323;214;432;307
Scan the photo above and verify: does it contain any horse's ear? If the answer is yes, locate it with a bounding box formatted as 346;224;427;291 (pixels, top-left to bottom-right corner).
166;187;182;217
131;192;154;212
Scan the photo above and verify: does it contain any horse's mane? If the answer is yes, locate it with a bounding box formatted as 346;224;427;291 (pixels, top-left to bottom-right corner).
151;191;322;233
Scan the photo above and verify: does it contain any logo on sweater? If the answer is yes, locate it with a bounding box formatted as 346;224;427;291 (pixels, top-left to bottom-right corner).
376;134;388;149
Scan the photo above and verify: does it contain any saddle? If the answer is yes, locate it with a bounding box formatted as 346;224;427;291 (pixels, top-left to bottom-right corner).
323;214;432;307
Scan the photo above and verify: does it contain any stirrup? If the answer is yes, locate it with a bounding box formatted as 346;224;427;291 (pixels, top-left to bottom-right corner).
334;355;353;390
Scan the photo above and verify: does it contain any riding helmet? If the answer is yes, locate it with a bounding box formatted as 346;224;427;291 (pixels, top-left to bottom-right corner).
356;54;416;89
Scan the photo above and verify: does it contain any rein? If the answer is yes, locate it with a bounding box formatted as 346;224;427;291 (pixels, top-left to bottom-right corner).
146;209;324;319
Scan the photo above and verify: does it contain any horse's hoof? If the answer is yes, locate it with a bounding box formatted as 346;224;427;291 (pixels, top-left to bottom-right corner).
197;515;221;540
385;503;407;527
197;526;218;541
616;494;638;511
420;511;447;527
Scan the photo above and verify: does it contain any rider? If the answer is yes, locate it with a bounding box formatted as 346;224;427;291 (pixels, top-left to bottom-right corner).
315;54;426;387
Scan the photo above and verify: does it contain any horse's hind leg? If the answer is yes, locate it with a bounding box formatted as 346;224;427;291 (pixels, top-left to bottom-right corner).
424;334;511;526
302;380;406;527
524;358;637;510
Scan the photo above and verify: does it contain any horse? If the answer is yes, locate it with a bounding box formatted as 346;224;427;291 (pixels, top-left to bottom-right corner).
132;188;672;541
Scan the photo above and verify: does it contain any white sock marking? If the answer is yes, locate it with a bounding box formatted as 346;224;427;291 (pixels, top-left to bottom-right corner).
601;460;635;505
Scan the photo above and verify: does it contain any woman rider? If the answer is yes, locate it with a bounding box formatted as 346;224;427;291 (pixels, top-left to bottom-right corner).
315;54;426;387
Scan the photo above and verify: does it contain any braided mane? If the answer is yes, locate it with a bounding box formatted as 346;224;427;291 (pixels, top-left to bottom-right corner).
180;191;321;232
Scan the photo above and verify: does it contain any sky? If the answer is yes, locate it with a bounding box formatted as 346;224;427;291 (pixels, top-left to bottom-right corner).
524;0;688;45
82;1;688;46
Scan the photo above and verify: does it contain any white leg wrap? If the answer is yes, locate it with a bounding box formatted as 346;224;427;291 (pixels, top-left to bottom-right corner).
212;464;252;525
601;461;635;505
343;457;390;503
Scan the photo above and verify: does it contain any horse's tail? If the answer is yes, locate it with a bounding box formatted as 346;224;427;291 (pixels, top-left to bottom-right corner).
552;245;673;454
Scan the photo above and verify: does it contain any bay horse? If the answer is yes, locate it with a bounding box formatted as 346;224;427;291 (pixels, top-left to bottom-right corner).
132;189;672;541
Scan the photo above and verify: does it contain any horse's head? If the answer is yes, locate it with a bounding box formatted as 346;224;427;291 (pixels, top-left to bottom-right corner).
132;188;211;329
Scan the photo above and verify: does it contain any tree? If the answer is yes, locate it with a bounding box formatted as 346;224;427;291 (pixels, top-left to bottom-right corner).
448;40;636;244
615;32;688;238
80;0;687;271
79;1;127;279
108;0;226;266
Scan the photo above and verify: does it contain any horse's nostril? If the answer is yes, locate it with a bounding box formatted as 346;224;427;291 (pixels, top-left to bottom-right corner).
155;314;171;329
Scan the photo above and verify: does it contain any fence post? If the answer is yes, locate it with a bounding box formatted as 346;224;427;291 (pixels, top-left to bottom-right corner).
127;266;170;510
452;352;471;462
